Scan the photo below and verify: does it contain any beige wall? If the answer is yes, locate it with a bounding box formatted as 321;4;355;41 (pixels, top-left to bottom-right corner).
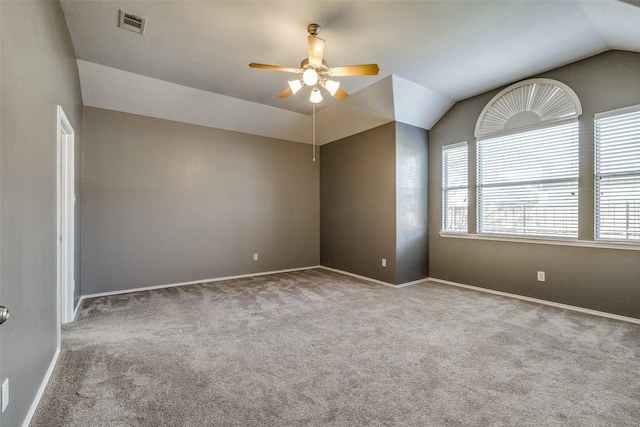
429;50;640;319
0;1;84;425
81;107;319;294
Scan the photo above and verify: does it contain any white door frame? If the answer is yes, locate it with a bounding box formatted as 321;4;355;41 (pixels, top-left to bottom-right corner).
56;106;75;333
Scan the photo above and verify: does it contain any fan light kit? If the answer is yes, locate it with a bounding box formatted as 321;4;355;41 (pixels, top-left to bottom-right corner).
249;23;380;161
249;23;379;104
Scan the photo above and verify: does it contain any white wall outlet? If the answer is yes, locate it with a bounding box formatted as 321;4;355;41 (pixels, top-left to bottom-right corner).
382;258;387;267
253;253;258;261
2;378;9;413
537;271;546;282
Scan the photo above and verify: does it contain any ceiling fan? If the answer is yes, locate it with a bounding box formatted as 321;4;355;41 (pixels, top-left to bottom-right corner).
249;23;379;104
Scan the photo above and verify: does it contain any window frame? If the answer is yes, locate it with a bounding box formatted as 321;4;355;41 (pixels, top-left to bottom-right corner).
594;104;640;244
476;120;580;239
441;142;468;233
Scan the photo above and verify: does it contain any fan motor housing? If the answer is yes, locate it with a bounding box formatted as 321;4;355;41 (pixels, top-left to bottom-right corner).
300;58;328;74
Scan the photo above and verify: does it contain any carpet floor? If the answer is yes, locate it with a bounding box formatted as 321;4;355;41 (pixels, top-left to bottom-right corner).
31;268;640;426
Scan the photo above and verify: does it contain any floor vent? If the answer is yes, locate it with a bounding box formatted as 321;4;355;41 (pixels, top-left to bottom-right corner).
118;10;146;35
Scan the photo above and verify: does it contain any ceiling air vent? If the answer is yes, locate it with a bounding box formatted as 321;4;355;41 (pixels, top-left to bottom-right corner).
118;10;146;35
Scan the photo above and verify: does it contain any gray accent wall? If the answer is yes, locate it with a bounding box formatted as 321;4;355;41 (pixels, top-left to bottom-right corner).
320;123;397;283
320;122;429;285
429;50;640;319
396;123;429;284
81;107;319;295
0;1;83;426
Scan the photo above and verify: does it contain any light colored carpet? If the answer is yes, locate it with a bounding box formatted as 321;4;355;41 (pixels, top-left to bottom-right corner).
31;268;640;426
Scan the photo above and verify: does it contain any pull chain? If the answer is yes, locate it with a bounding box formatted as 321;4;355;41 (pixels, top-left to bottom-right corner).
312;103;316;162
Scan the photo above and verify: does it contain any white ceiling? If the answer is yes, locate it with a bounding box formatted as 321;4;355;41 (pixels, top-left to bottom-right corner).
60;0;640;144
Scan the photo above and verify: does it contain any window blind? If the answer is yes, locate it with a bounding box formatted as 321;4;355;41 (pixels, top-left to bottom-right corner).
595;106;640;242
442;142;468;232
477;122;579;238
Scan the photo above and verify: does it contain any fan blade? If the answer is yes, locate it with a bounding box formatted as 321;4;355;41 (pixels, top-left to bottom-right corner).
249;63;300;74
277;87;293;99
329;64;380;77
333;87;349;101
308;36;325;66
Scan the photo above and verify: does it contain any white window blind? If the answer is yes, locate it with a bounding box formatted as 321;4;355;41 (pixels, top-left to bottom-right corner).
595;106;640;242
477;122;579;238
442;142;468;232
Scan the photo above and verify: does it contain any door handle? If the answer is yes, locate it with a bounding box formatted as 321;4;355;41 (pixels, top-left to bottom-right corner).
0;306;8;325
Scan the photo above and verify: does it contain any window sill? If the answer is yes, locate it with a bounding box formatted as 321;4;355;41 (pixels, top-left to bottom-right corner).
439;232;640;251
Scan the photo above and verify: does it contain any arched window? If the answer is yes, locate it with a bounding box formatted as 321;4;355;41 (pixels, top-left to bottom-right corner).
475;79;582;238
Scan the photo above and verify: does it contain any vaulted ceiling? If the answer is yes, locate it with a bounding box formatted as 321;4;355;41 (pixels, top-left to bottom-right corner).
60;1;640;144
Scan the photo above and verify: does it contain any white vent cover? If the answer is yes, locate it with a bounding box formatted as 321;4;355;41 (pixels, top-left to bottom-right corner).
119;10;146;35
475;78;582;138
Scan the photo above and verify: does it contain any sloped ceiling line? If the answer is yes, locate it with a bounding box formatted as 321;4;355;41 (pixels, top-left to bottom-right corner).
78;60;450;144
65;1;640;144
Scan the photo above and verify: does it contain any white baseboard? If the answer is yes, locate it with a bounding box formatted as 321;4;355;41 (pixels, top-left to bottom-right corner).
429;277;640;325
396;277;431;288
21;346;60;427
80;265;322;302
77;266;639;325
72;296;82;322
319;266;429;288
319;266;396;287
317;269;639;325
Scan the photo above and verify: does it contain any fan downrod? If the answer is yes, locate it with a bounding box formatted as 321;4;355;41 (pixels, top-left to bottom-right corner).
307;23;321;36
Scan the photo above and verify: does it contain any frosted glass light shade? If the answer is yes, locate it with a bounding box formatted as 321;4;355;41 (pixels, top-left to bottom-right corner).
310;87;323;103
324;80;340;96
288;79;303;94
303;68;319;86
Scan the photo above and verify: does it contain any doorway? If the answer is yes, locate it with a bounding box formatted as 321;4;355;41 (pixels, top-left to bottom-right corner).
57;106;75;333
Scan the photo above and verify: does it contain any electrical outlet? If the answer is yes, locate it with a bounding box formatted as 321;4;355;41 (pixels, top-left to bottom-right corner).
253;253;258;261
2;378;8;413
537;271;546;282
382;258;387;267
